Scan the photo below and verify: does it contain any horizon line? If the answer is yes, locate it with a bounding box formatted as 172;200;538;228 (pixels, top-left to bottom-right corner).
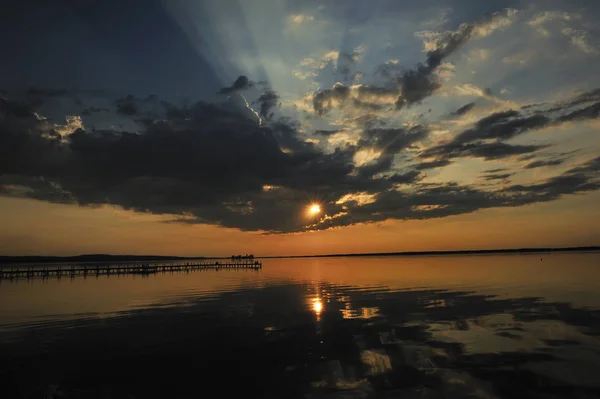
1;246;599;263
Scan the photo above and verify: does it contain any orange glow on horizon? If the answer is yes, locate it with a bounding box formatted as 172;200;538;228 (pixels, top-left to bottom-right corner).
1;192;600;257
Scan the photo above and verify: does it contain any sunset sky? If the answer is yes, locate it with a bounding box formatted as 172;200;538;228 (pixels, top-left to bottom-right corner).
1;0;599;256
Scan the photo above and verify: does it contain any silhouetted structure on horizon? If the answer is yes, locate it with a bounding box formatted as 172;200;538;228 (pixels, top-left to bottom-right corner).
231;254;255;261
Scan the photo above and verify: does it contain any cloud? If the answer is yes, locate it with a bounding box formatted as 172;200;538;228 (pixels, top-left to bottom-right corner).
450;102;476;116
561;28;597;54
422;141;547;162
421;88;600;164
0;95;403;233
453;111;551;143
115;95;138;116
254;89;280;120
528;11;580;36
359;126;428;156
529;11;579;27
218;75;254;95
528;11;597;54
53;115;84;138
314;129;344;136
2;90;600;233
312;82;351;115
312;83;401;116
288;14;314;24
481;173;514;181
339;48;363;64
507;156;600;202
313;9;519;115
414;158;453;170
81;106;109;116
524;158;565;169
483;168;508;174
2;6;600;234
311;156;600;230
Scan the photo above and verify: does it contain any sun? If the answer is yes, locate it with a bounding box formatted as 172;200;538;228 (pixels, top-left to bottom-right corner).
309;204;321;215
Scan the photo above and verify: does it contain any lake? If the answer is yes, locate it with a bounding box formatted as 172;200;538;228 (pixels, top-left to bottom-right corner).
1;252;599;398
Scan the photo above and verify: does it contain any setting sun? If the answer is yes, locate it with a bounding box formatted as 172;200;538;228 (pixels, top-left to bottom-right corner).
309;204;321;215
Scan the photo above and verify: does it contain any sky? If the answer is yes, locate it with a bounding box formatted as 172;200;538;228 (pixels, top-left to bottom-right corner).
1;0;599;256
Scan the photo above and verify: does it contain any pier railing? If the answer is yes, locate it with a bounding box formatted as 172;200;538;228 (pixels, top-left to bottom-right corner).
0;260;262;280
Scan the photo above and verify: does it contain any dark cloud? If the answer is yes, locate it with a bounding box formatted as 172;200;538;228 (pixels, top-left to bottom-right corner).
387;170;422;184
254;89;280;120
312;83;397;115
421;141;547;161
218;75;254;95
115;95;138;116
356;154;394;178
519;154;537;162
313;83;350;115
352;99;386;111
312;10;517;115
506;156;600;203
394;11;516;109
359;126;428;156
556;101;600;123
81;106;109;116
310;156;600;230
2;85;600;234
314;129;344;136
451;102;476;116
453;111;551;144
567;88;600;107
481;173;514;181
420;89;600;166
524;158;565;169
414;158;453;170
0;95;398;232
394;64;442;109
483;168;507;174
466;142;547;160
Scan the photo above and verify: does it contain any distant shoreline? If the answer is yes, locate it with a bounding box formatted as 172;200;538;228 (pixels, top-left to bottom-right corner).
261;246;600;259
0;254;206;264
0;246;598;264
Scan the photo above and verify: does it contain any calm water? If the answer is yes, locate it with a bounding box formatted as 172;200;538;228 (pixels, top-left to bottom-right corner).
1;253;599;398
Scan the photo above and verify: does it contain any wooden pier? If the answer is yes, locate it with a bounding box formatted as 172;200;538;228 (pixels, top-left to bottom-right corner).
0;260;262;280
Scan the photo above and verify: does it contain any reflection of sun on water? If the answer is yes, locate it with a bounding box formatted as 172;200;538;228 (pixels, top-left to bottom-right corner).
312;298;323;315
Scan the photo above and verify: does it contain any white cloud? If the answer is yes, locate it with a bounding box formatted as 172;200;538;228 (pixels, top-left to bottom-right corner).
336;192;377;206
435;62;456;81
353;148;382;167
293;69;318;80
321;50;340;64
528;11;580;32
561;28;597;54
468;49;492;62
415;9;518;53
471;8;519;38
288;14;315;24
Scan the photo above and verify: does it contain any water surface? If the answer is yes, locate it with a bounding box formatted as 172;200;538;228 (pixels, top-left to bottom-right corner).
1;252;599;398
